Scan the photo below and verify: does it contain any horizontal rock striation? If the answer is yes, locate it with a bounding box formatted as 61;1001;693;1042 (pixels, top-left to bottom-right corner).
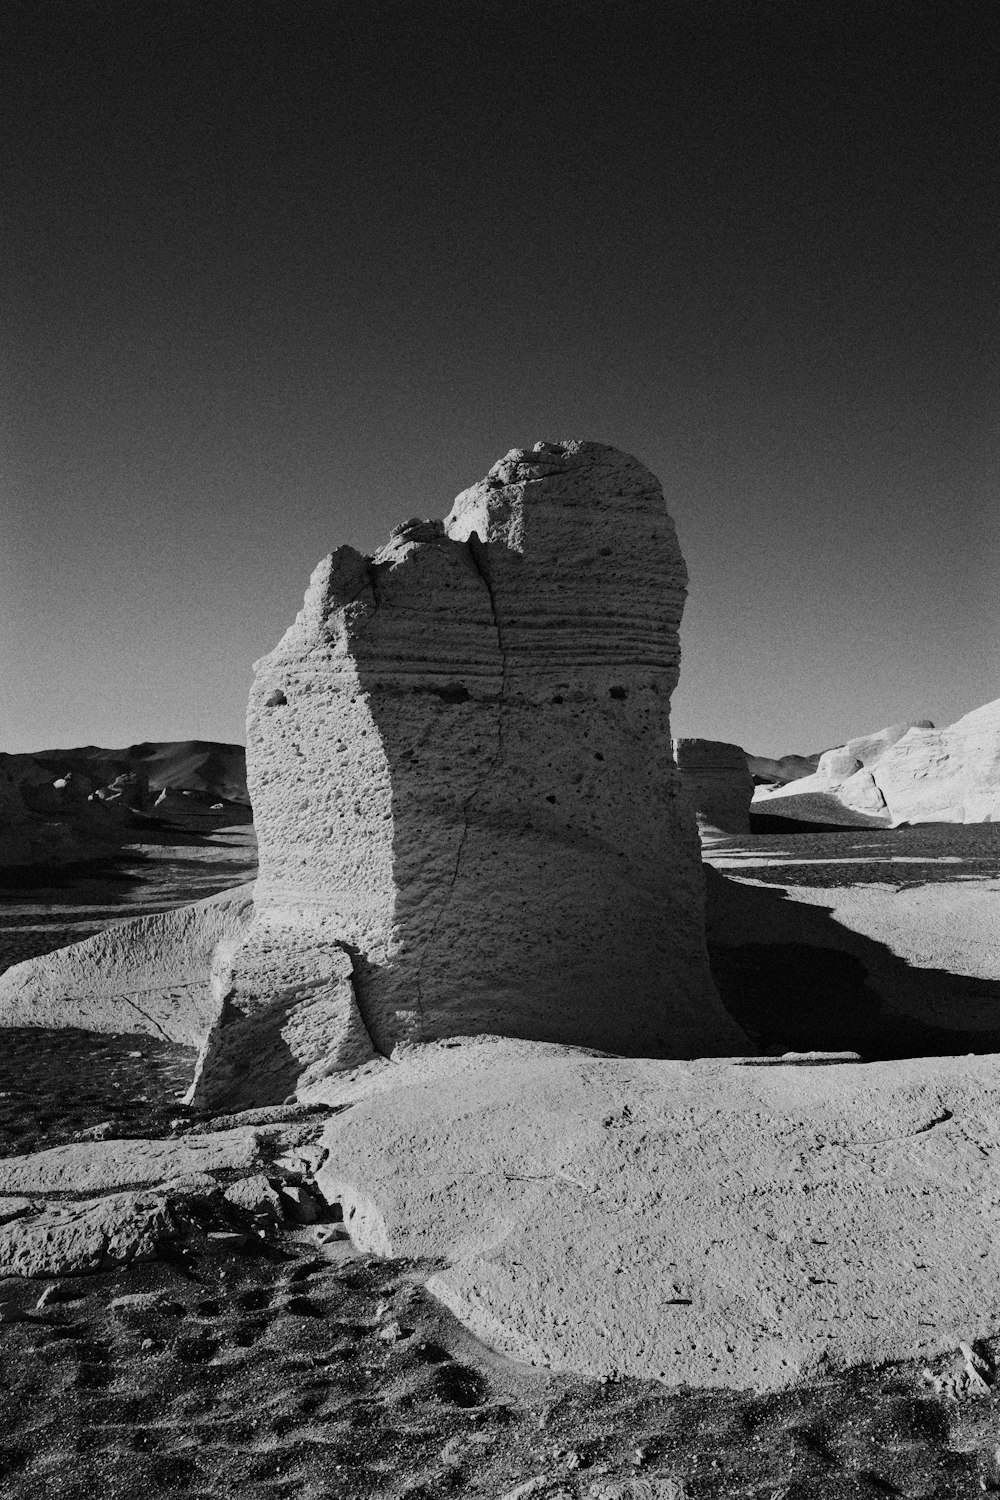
192;440;746;1108
673;737;754;835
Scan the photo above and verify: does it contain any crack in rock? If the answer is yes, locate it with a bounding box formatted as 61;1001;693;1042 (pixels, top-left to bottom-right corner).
412;532;508;1032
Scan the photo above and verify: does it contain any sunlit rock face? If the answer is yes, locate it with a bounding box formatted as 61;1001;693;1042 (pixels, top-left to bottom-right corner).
866;701;1000;823
753;706;1000;828
673;738;754;835
191;440;747;1108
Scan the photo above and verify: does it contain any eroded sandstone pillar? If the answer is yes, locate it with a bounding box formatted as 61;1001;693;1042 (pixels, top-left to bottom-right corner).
191;441;746;1108
673;738;755;835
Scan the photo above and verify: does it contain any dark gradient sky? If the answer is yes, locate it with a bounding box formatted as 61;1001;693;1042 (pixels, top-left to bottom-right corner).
4;2;999;756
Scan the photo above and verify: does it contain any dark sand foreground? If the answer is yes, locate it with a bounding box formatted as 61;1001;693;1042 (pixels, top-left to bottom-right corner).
1;826;999;1497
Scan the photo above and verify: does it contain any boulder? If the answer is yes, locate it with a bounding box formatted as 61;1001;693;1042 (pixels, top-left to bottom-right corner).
20;771;95;815
91;769;153;813
191;440;746;1109
673;738;754;835
0;1192;174;1278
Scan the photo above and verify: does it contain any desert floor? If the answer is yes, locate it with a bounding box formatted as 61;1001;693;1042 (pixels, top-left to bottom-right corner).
1;822;1000;1498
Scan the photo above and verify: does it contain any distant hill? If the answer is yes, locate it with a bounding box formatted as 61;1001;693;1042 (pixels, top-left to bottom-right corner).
0;740;248;868
20;740;249;805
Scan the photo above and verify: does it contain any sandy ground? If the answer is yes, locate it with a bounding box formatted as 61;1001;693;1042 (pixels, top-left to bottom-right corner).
1;823;1000;1496
705;823;1000;890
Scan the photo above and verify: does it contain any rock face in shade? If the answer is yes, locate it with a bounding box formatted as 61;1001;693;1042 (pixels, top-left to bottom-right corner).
191;440;747;1108
673;738;754;835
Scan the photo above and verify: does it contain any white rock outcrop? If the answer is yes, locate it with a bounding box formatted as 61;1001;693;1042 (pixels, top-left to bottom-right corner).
192;440;746;1108
752;719;935;827
754;703;1000;827
673;738;754;835
873;699;1000;824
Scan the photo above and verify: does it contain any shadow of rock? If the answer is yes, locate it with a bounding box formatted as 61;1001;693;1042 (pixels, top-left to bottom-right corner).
706;865;1000;1058
0;856;146;896
750;811;884;834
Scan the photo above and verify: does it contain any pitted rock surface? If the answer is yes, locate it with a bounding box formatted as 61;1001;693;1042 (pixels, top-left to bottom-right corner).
673;738;754;835
193;440;746;1108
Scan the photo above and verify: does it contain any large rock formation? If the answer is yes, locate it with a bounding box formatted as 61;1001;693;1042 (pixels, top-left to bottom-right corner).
750;707;1000;827
191;440;746;1108
751;719;930;827
673;737;754;835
